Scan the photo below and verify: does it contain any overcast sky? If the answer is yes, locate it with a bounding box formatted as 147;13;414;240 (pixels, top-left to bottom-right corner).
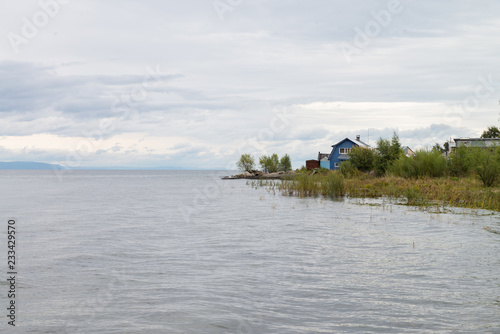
1;0;499;169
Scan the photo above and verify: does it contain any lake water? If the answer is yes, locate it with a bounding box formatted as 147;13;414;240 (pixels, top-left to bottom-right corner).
0;170;499;333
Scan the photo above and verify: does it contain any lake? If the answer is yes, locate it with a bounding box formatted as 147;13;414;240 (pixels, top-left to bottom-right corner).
0;170;498;333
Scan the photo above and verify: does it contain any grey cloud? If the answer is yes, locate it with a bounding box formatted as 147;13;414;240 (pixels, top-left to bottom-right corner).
0;61;181;117
1;1;499;168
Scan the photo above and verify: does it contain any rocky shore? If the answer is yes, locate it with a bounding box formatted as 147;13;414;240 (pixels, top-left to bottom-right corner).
221;170;296;180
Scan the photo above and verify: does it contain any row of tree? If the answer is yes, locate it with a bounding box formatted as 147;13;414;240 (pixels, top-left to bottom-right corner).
237;153;292;173
345;131;499;186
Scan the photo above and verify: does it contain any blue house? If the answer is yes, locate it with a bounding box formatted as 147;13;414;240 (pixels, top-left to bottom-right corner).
329;136;370;170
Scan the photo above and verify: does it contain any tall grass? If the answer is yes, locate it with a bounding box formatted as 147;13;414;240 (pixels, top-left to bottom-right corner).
294;172;320;197
254;171;500;211
322;172;345;197
405;187;423;205
277;171;345;198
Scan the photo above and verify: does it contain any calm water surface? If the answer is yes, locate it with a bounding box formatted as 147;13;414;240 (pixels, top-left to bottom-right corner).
0;170;498;333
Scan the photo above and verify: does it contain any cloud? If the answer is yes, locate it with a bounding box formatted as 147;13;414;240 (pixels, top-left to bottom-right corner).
0;1;499;169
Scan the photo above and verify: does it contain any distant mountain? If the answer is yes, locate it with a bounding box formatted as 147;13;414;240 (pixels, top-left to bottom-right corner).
69;166;198;170
0;162;65;170
0;162;222;170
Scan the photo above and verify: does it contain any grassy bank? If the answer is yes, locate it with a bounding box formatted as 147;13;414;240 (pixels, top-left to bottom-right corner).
250;171;500;212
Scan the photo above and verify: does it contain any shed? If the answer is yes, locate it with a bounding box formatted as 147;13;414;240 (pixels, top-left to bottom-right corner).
306;160;320;170
318;152;330;169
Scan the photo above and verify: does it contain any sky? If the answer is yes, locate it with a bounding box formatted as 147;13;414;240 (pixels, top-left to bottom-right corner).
1;0;499;169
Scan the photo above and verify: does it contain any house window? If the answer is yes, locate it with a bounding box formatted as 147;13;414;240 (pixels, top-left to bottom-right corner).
334;162;340;168
339;148;351;154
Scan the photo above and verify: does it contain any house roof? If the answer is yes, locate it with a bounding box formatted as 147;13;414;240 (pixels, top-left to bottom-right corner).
318;152;329;161
454;137;500;142
331;137;370;148
402;146;414;153
453;138;500;147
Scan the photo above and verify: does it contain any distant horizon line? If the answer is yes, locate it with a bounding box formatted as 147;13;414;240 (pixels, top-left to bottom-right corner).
0;161;237;171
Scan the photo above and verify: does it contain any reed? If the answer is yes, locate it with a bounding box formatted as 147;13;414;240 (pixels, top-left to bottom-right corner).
322;171;345;198
256;171;500;211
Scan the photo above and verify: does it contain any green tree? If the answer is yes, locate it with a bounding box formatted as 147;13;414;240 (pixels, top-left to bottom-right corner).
480;126;500;138
259;153;279;173
390;132;403;159
236;154;255;172
375;132;403;176
375;138;391;176
278;154;292;172
348;146;375;172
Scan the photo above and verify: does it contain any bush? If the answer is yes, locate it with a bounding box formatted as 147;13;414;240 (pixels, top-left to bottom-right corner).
470;147;500;187
348;146;376;172
391;149;446;179
339;160;358;178
414;149;446;178
390;155;414;178
447;146;472;177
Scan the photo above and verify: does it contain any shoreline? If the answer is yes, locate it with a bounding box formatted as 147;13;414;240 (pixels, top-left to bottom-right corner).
249;171;500;212
221;170;297;180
